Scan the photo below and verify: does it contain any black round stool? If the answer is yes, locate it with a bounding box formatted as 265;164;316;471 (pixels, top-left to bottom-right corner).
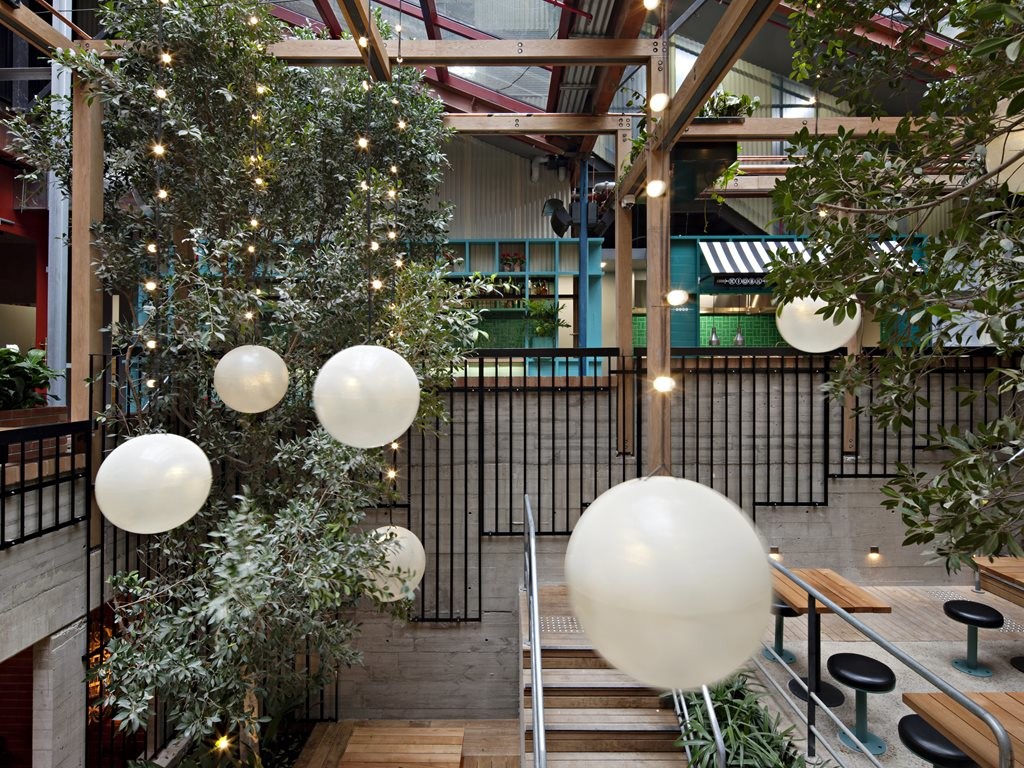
827;652;896;755
944;600;1004;677
762;597;798;664
898;714;977;767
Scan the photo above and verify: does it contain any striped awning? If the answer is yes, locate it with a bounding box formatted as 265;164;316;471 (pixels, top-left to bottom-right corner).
699;239;916;277
698;240;810;275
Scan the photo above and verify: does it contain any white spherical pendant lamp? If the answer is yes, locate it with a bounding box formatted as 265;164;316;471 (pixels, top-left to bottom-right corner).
95;434;212;534
369;525;426;602
776;296;862;353
565;476;771;690
312;345;420;449
213;345;289;413
987;102;1024;193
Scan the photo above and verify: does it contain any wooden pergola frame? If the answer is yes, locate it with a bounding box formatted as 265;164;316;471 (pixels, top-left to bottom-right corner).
0;0;907;470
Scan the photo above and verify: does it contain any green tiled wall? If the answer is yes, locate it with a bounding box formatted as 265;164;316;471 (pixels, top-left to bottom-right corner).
632;313;786;348
699;314;785;347
477;314;528;348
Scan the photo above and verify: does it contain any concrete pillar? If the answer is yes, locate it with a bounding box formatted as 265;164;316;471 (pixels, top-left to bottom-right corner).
33;619;86;768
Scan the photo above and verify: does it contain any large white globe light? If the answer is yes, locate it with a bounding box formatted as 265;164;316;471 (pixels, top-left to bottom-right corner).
565;476;771;690
369;525;426;602
987;102;1024;193
776;296;862;353
95;434;212;534
312;345;420;448
213;345;289;413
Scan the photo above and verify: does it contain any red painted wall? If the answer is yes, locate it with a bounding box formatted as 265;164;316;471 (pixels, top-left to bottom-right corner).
0;647;33;768
0;164;49;348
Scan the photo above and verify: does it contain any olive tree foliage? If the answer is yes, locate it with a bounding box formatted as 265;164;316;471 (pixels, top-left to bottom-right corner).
771;1;1024;572
4;0;491;752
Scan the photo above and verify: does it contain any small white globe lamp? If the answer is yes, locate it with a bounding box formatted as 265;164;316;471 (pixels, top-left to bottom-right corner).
369;525;426;602
776;296;862;353
95;434;212;534
312;345;420;449
987;102;1024;192
565;476;771;690
213;345;289;413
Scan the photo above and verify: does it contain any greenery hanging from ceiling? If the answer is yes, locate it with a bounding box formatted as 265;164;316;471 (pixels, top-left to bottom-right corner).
5;0;491;761
773;1;1024;572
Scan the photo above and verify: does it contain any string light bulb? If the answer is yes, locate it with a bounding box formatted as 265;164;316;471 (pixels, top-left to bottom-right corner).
244;311;254;320
386;468;398;480
358;36;368;48
390;164;398;174
394;258;403;267
388;230;397;240
357;136;369;149
254;177;265;187
370;241;380;251
649;92;669;112
159;51;172;64
652;375;675;393
146;378;157;388
391;97;399;105
155;87;167;100
361;80;371;92
250;112;261;123
144;280;157;291
146;242;158;254
255;84;267;95
249;217;259;228
643;0;659;9
395;24;402;32
371;278;383;290
247;244;256;254
156;188;168;200
248;14;259;25
387;189;397;199
390;441;400;451
397;119;407;130
646;179;666;197
152;142;166;157
215;735;230;751
146;339;157;350
360;180;369;191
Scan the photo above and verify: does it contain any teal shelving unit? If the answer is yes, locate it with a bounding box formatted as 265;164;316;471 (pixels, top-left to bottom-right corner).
446;238;605;349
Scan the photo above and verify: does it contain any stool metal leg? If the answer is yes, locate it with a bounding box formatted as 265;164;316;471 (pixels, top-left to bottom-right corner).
762;614;796;664
837;690;886;755
953;625;994;677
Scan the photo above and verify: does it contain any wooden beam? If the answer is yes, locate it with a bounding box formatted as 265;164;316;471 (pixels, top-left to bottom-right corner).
444;113;636;134
70;76;104;423
658;0;780;151
268;38;659;66
336;0;391;80
645;58;671;476
614;128;635;455
0;1;74;54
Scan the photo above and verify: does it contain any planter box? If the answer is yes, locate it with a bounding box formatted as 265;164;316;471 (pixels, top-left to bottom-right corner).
0;406;69;430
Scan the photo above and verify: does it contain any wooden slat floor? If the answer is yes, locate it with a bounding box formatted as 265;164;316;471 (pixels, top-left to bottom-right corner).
295;720;519;768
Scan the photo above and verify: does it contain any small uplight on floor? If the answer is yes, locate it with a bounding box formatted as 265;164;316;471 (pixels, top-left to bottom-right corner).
868;546;881;563
769;546;782;561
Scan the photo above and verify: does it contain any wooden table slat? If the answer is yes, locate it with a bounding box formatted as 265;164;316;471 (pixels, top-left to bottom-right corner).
904;692;1024;768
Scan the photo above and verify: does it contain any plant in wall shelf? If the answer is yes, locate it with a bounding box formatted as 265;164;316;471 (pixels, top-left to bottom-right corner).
698;89;761;120
0;347;62;410
525;298;569;344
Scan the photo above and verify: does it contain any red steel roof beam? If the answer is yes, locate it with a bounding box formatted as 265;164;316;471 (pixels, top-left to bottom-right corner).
311;0;344;39
545;1;578;113
270;5;328;34
419;0;448;82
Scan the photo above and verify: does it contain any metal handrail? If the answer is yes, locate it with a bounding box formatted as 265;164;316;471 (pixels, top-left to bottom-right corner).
523;495;546;768
769;559;1014;768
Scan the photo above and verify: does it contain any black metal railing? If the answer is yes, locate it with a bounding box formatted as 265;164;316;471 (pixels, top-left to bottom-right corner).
0;420;91;548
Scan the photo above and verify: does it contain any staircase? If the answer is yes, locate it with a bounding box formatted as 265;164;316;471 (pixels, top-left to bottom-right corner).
522;586;687;767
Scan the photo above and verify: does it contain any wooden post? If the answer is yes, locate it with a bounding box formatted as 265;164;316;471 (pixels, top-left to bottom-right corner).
615;128;635;455
645;54;671;475
70;75;104;424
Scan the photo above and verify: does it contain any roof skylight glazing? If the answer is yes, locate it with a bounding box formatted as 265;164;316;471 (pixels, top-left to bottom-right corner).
433;0;559;39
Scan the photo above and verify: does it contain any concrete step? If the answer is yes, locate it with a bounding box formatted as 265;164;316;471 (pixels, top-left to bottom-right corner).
525;668;665;709
523;647;610;670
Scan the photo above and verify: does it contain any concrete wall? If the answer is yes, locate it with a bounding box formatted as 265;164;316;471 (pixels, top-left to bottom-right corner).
33;619;86;768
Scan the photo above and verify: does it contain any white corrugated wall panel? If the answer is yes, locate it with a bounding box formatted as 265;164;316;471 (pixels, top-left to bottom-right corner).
727;198;774;234
439;136;572;239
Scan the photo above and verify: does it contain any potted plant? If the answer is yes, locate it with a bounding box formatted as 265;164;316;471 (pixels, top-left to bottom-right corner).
524;299;569;347
698;89;761;121
676;672;812;767
0;347;65;427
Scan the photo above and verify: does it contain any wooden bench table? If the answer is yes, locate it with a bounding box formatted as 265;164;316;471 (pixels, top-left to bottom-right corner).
903;691;1024;767
772;568;891;707
976;557;1024;608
